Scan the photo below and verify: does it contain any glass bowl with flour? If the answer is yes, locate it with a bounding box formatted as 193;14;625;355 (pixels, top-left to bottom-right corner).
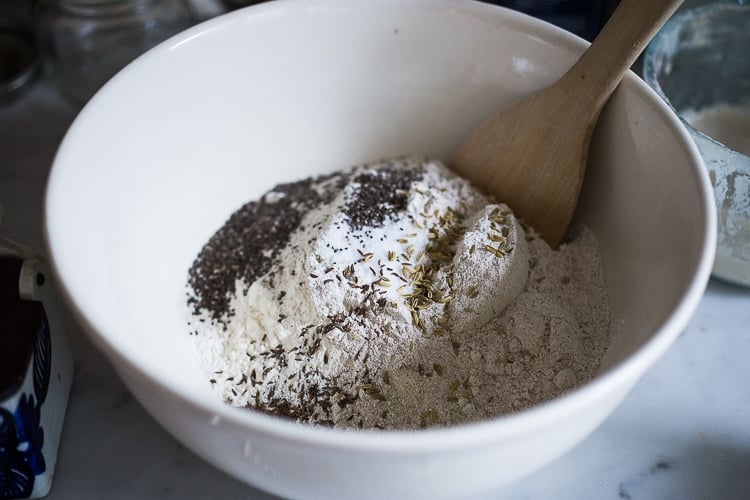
645;2;750;287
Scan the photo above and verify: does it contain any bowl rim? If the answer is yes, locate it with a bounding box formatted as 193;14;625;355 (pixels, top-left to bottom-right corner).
44;0;716;452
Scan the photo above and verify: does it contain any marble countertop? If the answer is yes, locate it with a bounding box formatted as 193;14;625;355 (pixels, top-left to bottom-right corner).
2;77;749;500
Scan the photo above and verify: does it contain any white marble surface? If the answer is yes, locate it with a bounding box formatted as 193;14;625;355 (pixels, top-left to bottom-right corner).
2;77;749;500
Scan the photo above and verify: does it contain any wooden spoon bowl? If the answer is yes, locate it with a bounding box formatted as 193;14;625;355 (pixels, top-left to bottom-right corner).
452;0;683;247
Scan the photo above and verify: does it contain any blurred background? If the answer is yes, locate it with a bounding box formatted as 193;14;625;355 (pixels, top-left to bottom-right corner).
0;0;629;106
0;0;723;107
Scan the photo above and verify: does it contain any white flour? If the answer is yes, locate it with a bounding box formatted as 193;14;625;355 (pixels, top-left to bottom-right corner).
188;158;611;429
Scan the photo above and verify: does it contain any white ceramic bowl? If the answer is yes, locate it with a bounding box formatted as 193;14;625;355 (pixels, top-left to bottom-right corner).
44;1;716;498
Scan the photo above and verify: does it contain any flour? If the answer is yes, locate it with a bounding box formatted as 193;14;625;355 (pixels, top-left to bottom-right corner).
187;158;611;429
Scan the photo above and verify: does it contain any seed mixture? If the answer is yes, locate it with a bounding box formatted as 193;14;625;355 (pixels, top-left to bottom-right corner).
187;157;611;429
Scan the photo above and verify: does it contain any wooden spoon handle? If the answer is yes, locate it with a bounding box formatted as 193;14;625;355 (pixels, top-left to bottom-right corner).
560;0;683;115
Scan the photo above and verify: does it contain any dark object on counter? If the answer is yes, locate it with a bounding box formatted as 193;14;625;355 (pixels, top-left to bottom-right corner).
0;17;38;100
0;300;51;499
0;300;46;402
0;247;74;499
222;0;266;10
0;257;48;398
485;0;621;40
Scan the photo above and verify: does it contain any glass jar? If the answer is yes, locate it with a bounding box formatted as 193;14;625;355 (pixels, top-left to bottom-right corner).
644;1;750;288
35;0;193;105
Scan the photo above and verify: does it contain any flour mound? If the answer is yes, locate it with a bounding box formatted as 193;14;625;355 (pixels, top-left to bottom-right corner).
187;158;610;429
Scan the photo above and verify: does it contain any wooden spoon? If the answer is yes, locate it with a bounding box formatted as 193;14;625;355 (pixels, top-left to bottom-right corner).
451;0;683;247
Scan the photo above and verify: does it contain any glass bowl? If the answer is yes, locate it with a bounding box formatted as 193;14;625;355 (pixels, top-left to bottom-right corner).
644;1;750;287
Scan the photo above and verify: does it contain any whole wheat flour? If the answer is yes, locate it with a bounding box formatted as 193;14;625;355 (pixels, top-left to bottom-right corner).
187;158;611;430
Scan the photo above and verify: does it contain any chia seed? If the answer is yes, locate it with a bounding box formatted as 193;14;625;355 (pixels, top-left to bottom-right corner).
187;173;343;322
344;161;422;230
